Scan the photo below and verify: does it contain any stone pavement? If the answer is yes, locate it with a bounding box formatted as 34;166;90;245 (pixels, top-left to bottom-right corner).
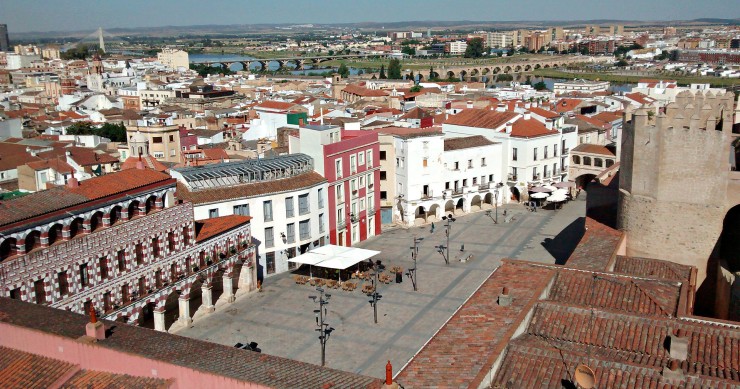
175;196;586;379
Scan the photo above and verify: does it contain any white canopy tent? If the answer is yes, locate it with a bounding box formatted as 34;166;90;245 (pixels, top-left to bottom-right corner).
288;244;381;279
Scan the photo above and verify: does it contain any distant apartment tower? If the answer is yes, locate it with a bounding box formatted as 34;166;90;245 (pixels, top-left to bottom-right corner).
157;48;189;70
0;24;9;52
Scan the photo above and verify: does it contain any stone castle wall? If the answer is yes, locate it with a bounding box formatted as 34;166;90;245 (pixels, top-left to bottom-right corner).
618;89;735;284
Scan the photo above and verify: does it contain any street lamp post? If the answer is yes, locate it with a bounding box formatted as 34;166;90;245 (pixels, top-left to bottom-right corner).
309;287;333;366
368;261;385;323
406;236;422;291
438;214;456;265
495;182;504;223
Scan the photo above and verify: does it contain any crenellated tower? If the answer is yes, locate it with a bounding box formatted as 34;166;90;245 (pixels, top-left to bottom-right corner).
617;89;735;284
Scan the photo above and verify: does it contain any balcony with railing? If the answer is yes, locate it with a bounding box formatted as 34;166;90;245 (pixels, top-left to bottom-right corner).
337;219;347;230
507;173;518;182
562;147;570;155
421;190;433;200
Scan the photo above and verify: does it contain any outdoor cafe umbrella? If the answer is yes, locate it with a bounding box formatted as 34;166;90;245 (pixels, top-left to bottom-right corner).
530;192;550;199
552;188;569;196
547;193;568;202
543;185;558;192
553;181;576;188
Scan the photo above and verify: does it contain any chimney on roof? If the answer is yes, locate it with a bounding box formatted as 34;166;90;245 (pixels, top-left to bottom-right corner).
66;177;79;188
525;102;531;109
661;359;685;383
383;360;400;389
524;111;531;120
545;119;553;130
85;305;106;341
496;104;506;112
466;100;473;109
505;122;513;134
668;328;688;361
498;286;512;306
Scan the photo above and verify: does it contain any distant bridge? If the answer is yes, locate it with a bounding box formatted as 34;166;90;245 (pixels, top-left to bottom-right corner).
190;53;391;71
396;56;613;83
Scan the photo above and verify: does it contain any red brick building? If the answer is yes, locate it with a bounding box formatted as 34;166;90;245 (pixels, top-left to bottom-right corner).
0;166;256;332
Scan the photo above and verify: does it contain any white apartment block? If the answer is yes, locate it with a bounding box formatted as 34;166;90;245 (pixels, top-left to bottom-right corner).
171;154;330;278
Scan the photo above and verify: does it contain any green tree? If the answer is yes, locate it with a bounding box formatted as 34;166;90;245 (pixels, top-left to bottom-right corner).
387;58;402;79
533;81;548;91
97;123;127;142
616;58;630;67
379;64;387;79
401;46;416;56
65;122;95;136
410;85;422;93
337;62;350;78
464;38;485;58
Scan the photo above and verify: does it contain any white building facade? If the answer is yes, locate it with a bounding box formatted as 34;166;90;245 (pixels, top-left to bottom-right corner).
172;154;330;279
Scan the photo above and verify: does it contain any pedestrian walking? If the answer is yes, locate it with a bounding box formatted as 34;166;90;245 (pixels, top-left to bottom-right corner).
533;201;538;212
430;222;435;233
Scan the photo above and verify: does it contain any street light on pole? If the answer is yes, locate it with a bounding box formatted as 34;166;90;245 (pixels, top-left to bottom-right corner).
406;236;422;291
495;182;504;223
440;214;456;265
308;287;333;367
368;261;385;323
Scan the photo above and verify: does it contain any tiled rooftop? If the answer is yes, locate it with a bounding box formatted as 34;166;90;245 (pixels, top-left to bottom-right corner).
0;298;383;389
443;135;497;151
395;261;555;388
0;346;78;389
613;255;695;282
565;217;623;271
0;169;174;231
194;215;251;242
443;108;518;130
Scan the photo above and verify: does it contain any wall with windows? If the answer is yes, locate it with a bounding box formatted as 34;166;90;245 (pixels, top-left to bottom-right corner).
191;181;328;278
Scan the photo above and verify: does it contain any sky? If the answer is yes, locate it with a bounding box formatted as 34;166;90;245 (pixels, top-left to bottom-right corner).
1;0;738;33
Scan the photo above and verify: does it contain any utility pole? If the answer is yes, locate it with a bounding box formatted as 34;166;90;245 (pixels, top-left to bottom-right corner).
309;287;333;366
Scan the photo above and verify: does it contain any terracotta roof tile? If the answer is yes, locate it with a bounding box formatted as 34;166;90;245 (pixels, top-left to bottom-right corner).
510;117;560;138
374;126;442;139
343;84;390;97
396;261;555;388
444;135;497;151
0;298;383;389
195;215;251;242
554;98;584;113
443;108;518;130
64;369;170;388
0;346;78;389
565;217;623;271
254;100;297;111
613;255;694;282
572;143;616;156
529;106;560;119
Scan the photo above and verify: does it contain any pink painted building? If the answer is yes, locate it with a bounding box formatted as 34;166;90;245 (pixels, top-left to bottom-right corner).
290;125;381;246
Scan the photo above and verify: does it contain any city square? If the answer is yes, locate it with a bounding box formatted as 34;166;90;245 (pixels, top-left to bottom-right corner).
176;198;586;378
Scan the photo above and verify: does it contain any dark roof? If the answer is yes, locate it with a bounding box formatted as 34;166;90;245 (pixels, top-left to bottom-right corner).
443;108;518;130
177;171;326;205
0;298;382;389
0;169;174;230
444;135;496;151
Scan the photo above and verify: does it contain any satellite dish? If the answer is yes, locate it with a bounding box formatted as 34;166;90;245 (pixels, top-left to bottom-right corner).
574;364;595;389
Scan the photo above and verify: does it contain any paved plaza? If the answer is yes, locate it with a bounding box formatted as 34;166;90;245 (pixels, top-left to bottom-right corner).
175;197;586;378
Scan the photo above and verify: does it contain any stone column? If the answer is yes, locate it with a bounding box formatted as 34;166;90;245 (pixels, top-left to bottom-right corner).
40;232;49;248
82;220;92;234
238;262;256;292
62;226;71;240
178;297;192;326
222;275;236;303
102;213;111;227
201;285;215;313
16;240;26;256
153;308;166;332
154;199;164;210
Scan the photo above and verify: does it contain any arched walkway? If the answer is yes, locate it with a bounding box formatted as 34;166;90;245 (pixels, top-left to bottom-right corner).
48;224;63;246
128;201;141;219
0;238;17;261
163;291;180;331
444;200;454;214
510;187;521;202
470;195;482;211
575;174;597;190
455;198;465;215
139;302;156;330
484;193;494;209
428;204;440;222
188;278;203;320
69;217;84;239
90;211;104;232
25;231;42;253
414;206;427;226
110;206;122;225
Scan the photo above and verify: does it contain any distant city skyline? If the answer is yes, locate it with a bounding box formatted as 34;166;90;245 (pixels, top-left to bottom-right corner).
0;0;738;34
